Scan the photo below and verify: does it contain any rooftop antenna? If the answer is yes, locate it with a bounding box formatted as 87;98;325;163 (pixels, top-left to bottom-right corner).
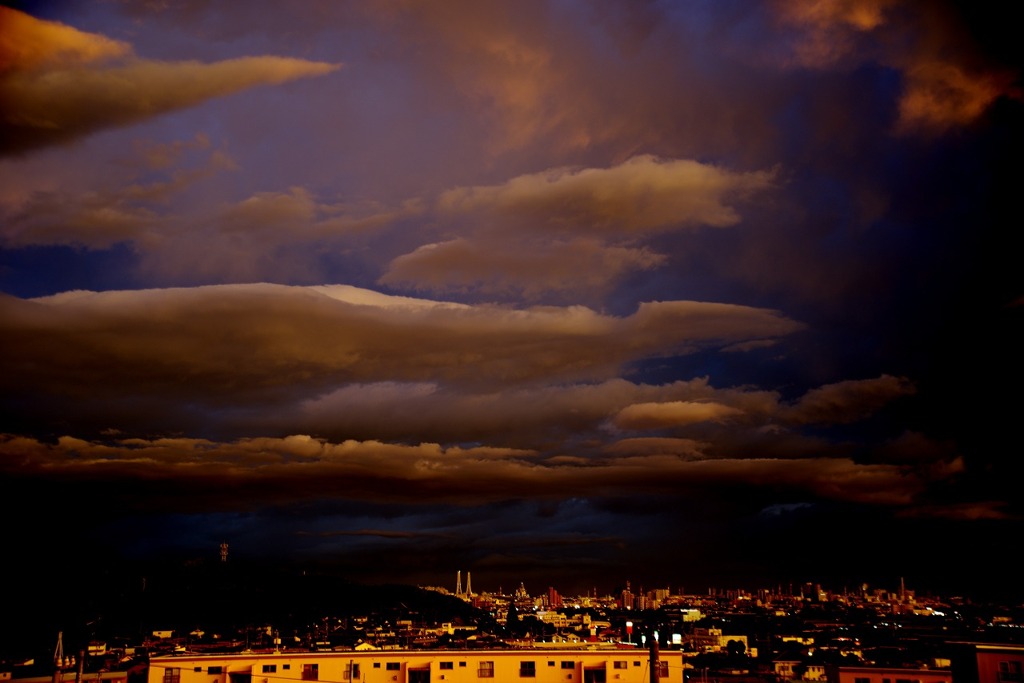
52;631;66;683
53;631;64;668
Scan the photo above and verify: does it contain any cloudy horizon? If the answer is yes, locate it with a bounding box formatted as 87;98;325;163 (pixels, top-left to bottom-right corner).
1;0;1021;604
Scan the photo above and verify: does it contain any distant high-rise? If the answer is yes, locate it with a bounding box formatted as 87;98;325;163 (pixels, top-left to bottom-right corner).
621;581;634;610
220;542;228;563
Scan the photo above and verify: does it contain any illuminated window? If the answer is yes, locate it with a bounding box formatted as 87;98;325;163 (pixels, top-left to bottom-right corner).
163;668;181;683
478;662;494;678
520;661;536;677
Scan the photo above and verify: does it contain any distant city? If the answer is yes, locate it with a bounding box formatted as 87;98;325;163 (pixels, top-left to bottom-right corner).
4;558;1023;683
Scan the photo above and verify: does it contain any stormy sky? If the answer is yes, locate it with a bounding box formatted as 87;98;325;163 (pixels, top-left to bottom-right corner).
1;0;1021;602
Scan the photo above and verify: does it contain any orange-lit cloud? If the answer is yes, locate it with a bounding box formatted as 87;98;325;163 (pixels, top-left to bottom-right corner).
897;499;1015;522
295;370;915;451
382;156;775;300
364;1;588;155
0;7;340;156
783;374;915;425
896;60;1015;134
613;401;745;430
0;6;131;73
0;284;803;403
773;0;1018;134
0;137;235;248
380;237;666;301
601;437;709;459
437;155;777;234
774;0;895;67
4;152;776;298
0;279;931;467
0;432;958;512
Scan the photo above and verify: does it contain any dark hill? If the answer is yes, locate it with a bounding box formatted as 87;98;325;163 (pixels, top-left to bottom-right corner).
2;558;481;664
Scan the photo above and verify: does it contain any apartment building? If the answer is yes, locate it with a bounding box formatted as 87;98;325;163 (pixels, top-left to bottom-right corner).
826;666;952;683
149;649;682;683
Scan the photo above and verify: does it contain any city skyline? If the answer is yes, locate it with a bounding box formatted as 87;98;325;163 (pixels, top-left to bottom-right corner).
1;0;1022;610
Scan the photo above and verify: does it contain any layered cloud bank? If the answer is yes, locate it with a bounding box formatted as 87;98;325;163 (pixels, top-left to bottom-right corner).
0;283;802;433
0;430;960;512
0;0;1019;597
1;281;950;530
0;154;775;303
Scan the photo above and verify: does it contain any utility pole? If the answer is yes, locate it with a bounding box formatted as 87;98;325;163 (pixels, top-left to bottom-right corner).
52;632;64;683
648;627;659;683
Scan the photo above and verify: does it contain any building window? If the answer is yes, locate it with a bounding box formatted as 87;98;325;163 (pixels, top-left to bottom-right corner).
342;664;360;680
855;678;870;683
614;662;628;669
282;666;290;671
209;668;223;675
1000;663;1024;683
634;662;641;667
478;662;494;678
164;668;181;683
656;662;669;679
460;663;467;668
386;664;400;671
302;664;318;681
262;667;276;674
520;661;536;677
194;669;202;673
373;664;380;669
440;663;454;670
561;662;575;669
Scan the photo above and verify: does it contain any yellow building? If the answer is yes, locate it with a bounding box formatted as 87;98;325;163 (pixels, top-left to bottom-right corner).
149;648;682;683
